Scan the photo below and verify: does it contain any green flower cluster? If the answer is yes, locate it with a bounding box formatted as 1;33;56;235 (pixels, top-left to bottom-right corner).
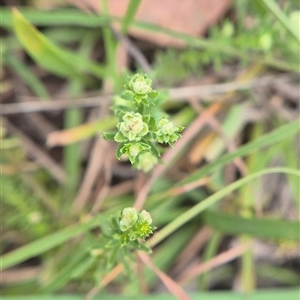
124;73;158;105
103;73;184;172
94;207;156;268
119;207;155;246
115;112;149;142
156;118;183;145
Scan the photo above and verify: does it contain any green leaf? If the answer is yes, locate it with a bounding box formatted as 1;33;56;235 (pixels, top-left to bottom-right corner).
114;132;127;143
149;90;159;98
151;168;300;247
136;242;152;253
12;8;106;80
103;131;117;141
148;115;157;131
148;141;161;157
142;114;151;124
120;0;142;34
41;248;89;293
203;211;300;240
107;246;119;270
1;7;297;73
261;0;300;45
116;143;125;159
0;218;99;271
4;53;49;99
180;120;300;186
70;256;95;279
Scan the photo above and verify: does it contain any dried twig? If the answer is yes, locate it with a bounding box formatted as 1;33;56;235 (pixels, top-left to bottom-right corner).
0;75;292;115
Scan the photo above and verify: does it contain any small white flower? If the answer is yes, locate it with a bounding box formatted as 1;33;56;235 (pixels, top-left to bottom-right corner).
156;118;184;145
129;74;152;95
139;210;152;225
120;207;138;231
117;112;149;141
157;118;176;135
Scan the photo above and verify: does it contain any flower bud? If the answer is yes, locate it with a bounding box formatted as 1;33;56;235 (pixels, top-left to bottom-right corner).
139;210;152;225
119;207;138;231
156;118;184;146
127;74;152;95
136;152;158;172
119;142;151;164
117;112;149;141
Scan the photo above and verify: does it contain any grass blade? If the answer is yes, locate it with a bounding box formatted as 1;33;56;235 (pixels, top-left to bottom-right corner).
180;120;300;186
261;0;300;45
150;168;300;247
0;217;99;271
121;0;142;34
12;8;106;79
4;54;49;99
2;8;297;73
203;211;300;240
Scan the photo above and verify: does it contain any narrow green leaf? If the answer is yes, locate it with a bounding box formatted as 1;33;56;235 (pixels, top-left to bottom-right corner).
1;7;297;73
101;0;119;87
203;211;300;240
12;8;106;79
261;0;300;45
0;218;99;271
4;54;49;99
180;120;300;186
70;256;95;279
116;143;125;159
257;264;300;285
63;85;83;199
121;0;142;34
103;131;117;141
41;248;88;293
150;168;300;247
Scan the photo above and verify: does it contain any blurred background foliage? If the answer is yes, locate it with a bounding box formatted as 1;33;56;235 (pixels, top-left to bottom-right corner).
0;0;299;299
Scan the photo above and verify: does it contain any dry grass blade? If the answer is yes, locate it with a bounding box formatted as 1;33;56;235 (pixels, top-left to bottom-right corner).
0;75;291;115
138;251;191;300
72;137;107;213
0;267;40;284
0;95;112;115
169;177;211;196
173;227;213;275
111;26;152;73
85;264;124;300
135;64;266;210
168;74;291;99
206;115;248;176
134;101;224;210
178;242;251;284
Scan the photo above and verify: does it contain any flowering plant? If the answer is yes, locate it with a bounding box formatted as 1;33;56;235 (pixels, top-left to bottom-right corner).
103;74;184;172
92;207;156;270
